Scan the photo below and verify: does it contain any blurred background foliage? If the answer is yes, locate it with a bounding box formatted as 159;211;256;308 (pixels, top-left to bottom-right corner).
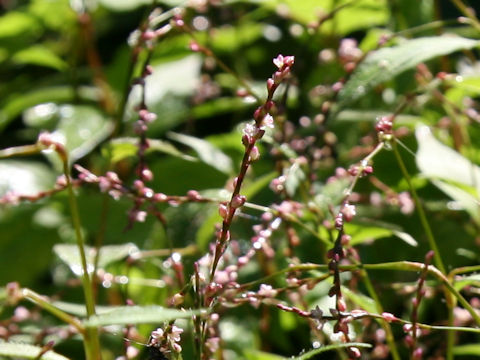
1;0;480;359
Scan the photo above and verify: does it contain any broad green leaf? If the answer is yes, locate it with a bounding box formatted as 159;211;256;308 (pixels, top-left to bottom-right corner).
43;105;113;169
168;132;233;174
0;342;70;360
284;162;306;197
52;301;122;317
245;343;372;360
338;36;480;106
0;12;40;38
192;97;249;119
453;344;480;356
345;222;417;246
84;306;202;327
335;109;420;126
0;86;99;133
105;137;196;163
28;0;76;31
244;350;285;360
12;45;67;71
258;0;386;34
454;274;480;292
0;160;55;196
98;0;153;11
342;286;377;313
210;22;263;52
53;243;139;275
291;343;372;360
415;125;480;223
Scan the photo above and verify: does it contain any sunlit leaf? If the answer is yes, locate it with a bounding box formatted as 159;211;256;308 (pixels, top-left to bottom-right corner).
338;36;480;106
105;137;196;163
291;342;372;359
97;0;153;11
454;274;480;291
284;162;306;197
84;306;202;327
12;45;67;71
168;132;233;174
43;105;113;169
244;350;285;360
0;160;55;196
53;243;139;275
453;344;480;356
0;86;99;133
342;287;377;313
0;12;40;38
0;341;70;360
415;125;480;223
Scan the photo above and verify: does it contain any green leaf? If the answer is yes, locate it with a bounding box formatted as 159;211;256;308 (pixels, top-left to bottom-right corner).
105;137;196;163
338;36;480;106
0;86;99;133
453;343;480;356
42;105;113;169
0;160;55;196
291;342;372;360
244;350;285;360
83;306;202;327
345;222;417;246
97;0;153;11
0;341;70;360
168;132;233;174
454;274;480;291
342;286;377;313
52;301;123;317
284;162;306;197
12;45;67;71
0;12;40;38
415;125;480;224
53;243;139;275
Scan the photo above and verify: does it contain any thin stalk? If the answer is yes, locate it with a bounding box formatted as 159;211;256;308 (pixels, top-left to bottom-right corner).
392;138;446;274
450;0;480;32
22;288;85;334
63;160;101;359
359;270;401;360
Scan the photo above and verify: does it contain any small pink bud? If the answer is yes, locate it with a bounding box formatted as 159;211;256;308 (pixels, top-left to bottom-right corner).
142;30;156;40
141;168;154;181
342;203;356;222
187;190;200;200
231;194;246;208
218;203;228;219
250;146;260;161
382;312;397;322
189;41;201;52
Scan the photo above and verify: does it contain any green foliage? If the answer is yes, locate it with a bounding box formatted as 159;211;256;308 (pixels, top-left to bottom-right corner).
1;0;480;359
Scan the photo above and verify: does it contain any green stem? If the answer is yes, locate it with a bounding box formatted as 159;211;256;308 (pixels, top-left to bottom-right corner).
63;160;101;359
392;138;446;274
450;0;480;32
22;288;84;334
359;270;401;360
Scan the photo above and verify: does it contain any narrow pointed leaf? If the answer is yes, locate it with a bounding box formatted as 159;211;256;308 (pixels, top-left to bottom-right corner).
83;306;203;327
168;132;233;174
338;36;480;106
0;342;70;360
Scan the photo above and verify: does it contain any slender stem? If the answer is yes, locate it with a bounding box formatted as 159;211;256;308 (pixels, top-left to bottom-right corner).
63;160;101;359
450;0;480;32
358;269;401;360
392;138;446;274
22;288;85;334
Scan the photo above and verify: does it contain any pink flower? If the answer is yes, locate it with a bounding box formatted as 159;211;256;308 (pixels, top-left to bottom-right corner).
341;203;356;222
258;284;278;298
